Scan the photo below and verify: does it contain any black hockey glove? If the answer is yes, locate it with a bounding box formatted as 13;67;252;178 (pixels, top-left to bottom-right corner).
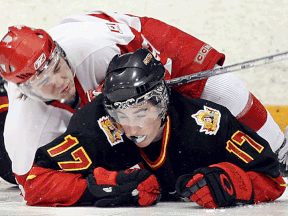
176;162;254;208
86;167;161;207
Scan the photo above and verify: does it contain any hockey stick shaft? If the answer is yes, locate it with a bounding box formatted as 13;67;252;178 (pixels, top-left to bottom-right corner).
166;51;288;88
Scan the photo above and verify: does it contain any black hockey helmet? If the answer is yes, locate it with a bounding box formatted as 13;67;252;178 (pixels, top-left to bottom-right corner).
103;48;165;103
102;48;169;124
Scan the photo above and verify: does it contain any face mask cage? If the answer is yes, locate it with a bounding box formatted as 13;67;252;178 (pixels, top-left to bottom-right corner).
18;42;74;102
105;81;169;126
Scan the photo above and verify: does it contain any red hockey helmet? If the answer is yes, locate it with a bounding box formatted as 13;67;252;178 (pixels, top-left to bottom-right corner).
0;25;55;84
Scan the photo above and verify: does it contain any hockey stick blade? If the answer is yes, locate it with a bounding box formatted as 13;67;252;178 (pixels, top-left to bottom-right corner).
166;51;288;88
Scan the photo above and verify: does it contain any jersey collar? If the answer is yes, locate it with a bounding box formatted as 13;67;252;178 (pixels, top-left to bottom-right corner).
139;115;171;170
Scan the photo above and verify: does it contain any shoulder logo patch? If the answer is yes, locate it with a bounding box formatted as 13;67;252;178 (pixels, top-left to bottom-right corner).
191;106;221;135
194;44;212;64
98;116;124;146
106;23;123;34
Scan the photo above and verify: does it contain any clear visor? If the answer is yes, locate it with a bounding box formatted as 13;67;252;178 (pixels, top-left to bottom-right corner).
105;83;168;128
107;100;164;128
18;44;71;101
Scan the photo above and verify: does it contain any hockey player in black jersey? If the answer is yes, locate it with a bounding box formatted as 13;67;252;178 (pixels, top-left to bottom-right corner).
24;88;160;207
28;48;285;208
101;48;286;208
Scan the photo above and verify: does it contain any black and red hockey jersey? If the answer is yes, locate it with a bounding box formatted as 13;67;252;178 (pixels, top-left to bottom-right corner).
24;90;285;206
138;90;285;201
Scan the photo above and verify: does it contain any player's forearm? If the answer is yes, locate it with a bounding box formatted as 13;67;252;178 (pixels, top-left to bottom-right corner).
138;16;224;72
24;166;87;206
138;16;224;98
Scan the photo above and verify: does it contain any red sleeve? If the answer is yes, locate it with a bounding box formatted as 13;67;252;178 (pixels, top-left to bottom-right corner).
246;171;286;203
21;166;87;206
89;13;224;98
138;16;225;98
89;12;224;98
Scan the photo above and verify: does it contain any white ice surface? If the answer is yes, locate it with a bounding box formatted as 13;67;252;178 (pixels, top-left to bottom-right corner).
1;178;288;216
1;0;288;215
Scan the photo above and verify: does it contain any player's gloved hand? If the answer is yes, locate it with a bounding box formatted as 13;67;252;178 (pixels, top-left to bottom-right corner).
86;167;161;207
176;162;254;208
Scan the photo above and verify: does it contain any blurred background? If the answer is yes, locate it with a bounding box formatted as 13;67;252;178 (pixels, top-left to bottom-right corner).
1;0;288;105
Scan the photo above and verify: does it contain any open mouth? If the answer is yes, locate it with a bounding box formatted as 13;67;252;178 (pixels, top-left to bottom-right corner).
130;135;147;143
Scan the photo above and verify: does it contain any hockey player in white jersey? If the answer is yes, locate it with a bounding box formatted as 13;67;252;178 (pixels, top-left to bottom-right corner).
0;10;286;193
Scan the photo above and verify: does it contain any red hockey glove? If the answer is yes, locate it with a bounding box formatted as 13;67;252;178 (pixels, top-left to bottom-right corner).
176;162;254;208
86;167;161;207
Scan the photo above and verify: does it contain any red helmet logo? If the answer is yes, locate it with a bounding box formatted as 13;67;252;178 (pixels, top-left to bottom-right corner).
34;53;47;70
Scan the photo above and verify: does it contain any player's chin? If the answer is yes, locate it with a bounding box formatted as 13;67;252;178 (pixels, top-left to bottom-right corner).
58;94;71;101
61;88;76;100
135;139;152;148
127;135;150;148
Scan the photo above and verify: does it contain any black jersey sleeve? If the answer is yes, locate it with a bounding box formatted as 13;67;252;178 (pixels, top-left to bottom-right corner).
222;113;280;178
34;94;142;177
169;89;280;178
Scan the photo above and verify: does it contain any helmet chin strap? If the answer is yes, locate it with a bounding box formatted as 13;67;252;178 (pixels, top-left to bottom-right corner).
60;92;77;105
58;42;75;76
57;43;78;104
160;112;168;127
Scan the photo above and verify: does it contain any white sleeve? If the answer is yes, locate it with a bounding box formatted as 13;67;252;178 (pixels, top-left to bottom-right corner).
48;21;135;91
57;10;142;32
88;10;142;31
75;45;121;92
200;67;250;116
4;83;72;175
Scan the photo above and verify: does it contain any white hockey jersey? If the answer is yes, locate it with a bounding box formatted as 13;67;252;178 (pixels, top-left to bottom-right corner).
4;11;174;176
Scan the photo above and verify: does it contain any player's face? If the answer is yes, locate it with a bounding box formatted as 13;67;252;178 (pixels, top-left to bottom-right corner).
30;56;76;101
116;102;164;148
